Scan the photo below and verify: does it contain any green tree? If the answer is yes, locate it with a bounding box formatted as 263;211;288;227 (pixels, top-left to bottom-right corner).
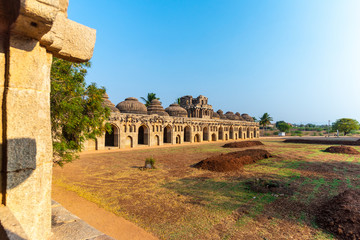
141;93;159;107
176;97;181;105
51;57;111;166
332;118;360;135
277;122;291;133
259;113;273;133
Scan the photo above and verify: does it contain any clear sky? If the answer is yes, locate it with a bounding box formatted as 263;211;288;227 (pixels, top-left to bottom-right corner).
68;0;360;124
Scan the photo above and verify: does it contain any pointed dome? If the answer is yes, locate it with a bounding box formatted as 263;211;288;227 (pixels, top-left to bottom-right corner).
165;103;187;117
116;97;147;114
102;93;119;112
147;99;169;116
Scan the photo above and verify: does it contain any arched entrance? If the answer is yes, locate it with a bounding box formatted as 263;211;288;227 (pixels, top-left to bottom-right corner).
184;126;191;142
229;126;234;139
105;124;119;147
176;135;181;144
138;125;149;145
235;133;238;139
254;129;257;138
155;135;160;145
225;133;228;140
239;128;243;139
211;133;216;141
125;136;133;148
203;127;209;141
247;128;250;139
218;127;223;140
194;134;200;142
163;125;172;143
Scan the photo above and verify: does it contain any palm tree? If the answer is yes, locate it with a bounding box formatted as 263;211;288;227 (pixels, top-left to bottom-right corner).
141;93;159;107
259;113;273;134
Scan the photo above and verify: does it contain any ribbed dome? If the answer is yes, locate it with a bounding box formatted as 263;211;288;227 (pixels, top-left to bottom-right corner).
217;109;226;119
235;112;244;121
241;113;254;122
102;93;120;112
225;111;236;120
212;111;220;119
147;99;169;116
165;103;187;117
116;97;147;114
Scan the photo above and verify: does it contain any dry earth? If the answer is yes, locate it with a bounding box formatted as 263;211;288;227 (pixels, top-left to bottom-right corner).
52;139;360;240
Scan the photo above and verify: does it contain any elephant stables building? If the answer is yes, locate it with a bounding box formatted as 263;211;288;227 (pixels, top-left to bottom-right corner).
85;94;260;151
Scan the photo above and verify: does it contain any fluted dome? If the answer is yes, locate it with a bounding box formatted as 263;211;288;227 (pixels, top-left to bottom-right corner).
165;103;187;117
225;111;236;120
217;109;226;119
235;112;245;121
241;113;254;122
102;93;120;112
116;97;147;114
147;99;169;116
212;111;220;119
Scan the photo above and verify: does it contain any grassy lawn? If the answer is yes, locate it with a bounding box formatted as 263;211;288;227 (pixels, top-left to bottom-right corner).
52;139;360;239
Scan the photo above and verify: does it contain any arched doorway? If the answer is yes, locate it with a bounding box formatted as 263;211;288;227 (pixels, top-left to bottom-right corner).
184;126;191;142
163;125;172;143
225;133;228;140
125;136;133;148
194;134;200;142
211;133;216;141
176;135;181;144
218;127;223;140
239;128;243;139
229;126;234;139
247;128;250;139
254;129;257;138
155;135;160;145
235;133;238;139
105;124;119;147
203;127;209;141
138;125;149;145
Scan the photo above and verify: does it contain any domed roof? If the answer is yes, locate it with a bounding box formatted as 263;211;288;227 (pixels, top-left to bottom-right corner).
217;109;226;119
102;93;120;112
165;103;187;117
235;112;244;121
116;97;147;114
225;111;236;120
147;99;169;116
241;113;254;122
212;111;220;119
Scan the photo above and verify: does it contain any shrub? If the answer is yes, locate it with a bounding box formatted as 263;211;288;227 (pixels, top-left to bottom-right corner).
145;157;156;169
264;133;270;136
273;131;279;136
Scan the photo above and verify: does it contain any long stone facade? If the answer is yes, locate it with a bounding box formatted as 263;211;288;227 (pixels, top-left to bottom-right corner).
85;95;259;151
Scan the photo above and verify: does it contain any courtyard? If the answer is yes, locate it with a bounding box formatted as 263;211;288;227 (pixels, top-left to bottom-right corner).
52;139;360;240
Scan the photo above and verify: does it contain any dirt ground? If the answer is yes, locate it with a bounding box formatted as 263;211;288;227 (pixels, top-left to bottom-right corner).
52;139;360;240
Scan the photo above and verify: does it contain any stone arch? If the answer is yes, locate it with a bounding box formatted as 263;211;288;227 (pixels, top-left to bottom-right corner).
235;133;238;139
105;124;120;147
229;126;234;139
176;134;181;144
239;128;243;139
163;125;172;143
197;126;200;131
247;128;250;139
194;134;200;142
154;135;160;146
218;126;223;140
211;133;216;141
125;136;133;148
184;126;191;142
254;128;257;138
203;126;209;141
138;125;149;145
225;133;228;140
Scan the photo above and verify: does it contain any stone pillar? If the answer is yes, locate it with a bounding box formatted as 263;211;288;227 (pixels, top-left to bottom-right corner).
0;0;96;239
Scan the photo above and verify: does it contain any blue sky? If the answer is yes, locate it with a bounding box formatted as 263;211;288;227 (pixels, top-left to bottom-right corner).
68;0;360;124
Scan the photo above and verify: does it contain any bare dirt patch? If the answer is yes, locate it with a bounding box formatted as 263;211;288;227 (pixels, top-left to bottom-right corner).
324;146;360;155
316;189;360;240
284;138;360;146
245;178;294;196
193;149;272;172
223;140;264;148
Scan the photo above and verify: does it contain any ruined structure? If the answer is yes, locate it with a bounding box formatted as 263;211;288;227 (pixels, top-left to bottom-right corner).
84;95;259;151
0;0;96;239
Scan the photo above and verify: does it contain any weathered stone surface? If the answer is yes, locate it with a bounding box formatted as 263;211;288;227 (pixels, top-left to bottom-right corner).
51;219;104;240
88;234;116;240
0;206;28;239
52;206;80;226
6;162;52;240
41;12;96;62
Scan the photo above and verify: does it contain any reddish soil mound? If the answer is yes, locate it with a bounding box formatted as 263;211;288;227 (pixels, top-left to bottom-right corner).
193;149;272;172
223;141;264;148
284;139;360;146
324;146;360;155
316;190;360;240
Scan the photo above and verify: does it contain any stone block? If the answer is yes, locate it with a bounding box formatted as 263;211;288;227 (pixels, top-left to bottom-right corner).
0;206;28;239
52;205;80;226
6;162;52;240
50;219;103;240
